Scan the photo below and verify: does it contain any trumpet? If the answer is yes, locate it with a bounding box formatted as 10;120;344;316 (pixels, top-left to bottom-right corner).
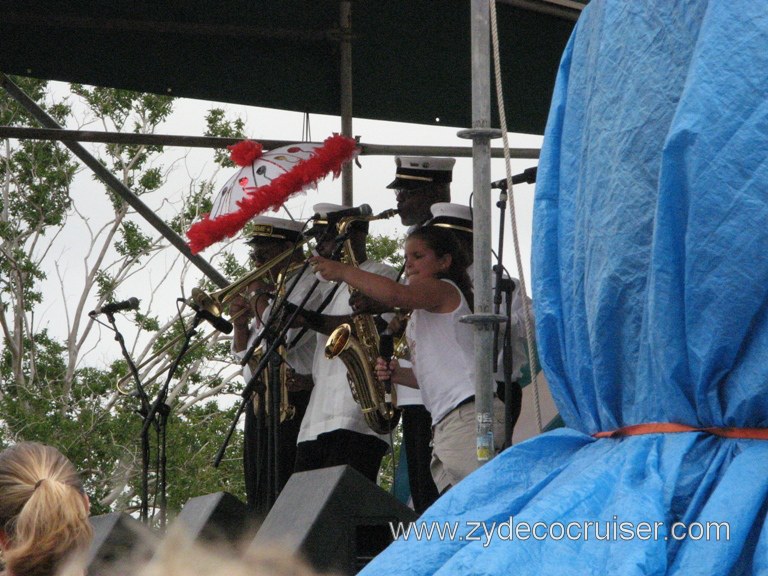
115;240;308;395
194;238;309;317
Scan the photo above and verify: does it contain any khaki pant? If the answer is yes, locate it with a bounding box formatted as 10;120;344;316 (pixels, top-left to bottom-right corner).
430;397;506;494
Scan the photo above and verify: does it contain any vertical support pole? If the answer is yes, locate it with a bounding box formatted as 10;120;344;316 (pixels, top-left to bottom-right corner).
458;0;502;462
340;1;354;206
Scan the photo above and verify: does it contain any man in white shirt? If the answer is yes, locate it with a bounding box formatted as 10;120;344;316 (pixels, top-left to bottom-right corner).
290;204;397;483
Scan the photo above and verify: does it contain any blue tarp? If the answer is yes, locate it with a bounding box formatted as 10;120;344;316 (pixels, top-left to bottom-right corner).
361;0;768;573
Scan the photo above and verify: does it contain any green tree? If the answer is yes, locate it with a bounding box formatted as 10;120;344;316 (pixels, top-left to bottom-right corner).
0;78;247;523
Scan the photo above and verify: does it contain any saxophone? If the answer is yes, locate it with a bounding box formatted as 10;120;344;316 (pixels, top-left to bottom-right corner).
324;212;400;434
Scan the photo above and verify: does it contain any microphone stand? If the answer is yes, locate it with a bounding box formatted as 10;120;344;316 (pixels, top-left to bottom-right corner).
267;333;282;505
213;230;351;472
140;305;205;528
212;271;313;470
101;311;152;523
492;186;516;448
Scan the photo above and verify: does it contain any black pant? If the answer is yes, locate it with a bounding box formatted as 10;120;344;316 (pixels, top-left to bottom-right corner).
294;429;388;484
243;389;311;516
401;404;439;515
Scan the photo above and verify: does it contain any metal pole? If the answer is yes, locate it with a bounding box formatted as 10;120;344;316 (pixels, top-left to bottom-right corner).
0;73;228;288
0;125;541;159
340;1;354;206
458;0;502;462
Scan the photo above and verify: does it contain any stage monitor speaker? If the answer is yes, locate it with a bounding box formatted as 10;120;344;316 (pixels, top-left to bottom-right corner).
250;465;418;575
87;512;154;576
173;491;253;545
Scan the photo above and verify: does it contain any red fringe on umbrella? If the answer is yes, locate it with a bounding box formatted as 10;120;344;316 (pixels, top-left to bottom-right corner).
227;140;263;166
187;134;357;254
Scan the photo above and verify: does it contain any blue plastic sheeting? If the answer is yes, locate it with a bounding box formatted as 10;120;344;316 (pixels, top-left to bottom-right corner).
360;0;768;574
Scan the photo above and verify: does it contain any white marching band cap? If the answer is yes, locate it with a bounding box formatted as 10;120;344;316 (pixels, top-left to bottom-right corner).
427;202;473;234
386;156;456;190
246;215;305;243
308;202;371;237
312;203;351;222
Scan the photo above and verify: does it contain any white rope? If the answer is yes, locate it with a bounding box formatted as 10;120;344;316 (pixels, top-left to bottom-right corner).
489;0;543;434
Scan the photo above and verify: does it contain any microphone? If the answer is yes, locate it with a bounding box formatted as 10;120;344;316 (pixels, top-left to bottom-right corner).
89;297;140;316
491;166;538;189
314;204;373;220
194;307;234;335
378;330;395;394
189;288;233;334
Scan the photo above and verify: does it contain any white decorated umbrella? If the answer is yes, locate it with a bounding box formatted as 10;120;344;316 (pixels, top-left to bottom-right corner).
187;135;357;254
209;142;322;219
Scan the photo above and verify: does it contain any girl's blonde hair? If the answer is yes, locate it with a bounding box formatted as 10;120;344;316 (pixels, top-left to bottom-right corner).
0;442;92;576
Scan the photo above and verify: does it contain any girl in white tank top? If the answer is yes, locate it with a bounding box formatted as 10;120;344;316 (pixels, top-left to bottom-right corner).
310;226;489;489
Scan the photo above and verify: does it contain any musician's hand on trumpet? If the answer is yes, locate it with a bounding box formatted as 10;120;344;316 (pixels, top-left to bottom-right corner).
230;277;272;352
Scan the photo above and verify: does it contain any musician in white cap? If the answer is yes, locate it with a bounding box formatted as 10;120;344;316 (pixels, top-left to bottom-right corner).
290;203;398;483
229;215;321;514
387;156;456;227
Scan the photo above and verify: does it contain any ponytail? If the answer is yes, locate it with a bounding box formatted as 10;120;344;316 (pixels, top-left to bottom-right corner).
0;443;92;576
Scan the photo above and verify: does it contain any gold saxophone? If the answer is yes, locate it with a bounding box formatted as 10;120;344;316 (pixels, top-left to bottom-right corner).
324;211;400;434
251;261;304;423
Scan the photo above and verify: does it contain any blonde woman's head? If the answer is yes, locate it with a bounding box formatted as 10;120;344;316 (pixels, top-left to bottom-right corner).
0;442;92;576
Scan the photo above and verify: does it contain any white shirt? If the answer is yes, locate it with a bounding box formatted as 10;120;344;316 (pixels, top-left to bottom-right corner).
406;279;478;424
298;260;398;443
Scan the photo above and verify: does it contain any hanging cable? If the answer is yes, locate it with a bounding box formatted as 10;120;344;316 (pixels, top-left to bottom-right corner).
489;0;543;434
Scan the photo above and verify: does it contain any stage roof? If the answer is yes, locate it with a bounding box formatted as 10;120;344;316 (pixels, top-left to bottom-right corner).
0;1;582;134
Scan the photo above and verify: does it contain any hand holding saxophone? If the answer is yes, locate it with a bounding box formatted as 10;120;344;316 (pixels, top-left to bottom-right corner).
349;291;391;315
375;357;400;383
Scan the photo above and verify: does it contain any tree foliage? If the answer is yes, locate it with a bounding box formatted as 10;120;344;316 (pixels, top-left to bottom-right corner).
0;78;247;523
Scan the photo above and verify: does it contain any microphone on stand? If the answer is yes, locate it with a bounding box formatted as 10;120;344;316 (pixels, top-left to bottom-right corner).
314;204;372;220
490;166;538;189
194;308;234;335
89;297;140;317
189;288;233;334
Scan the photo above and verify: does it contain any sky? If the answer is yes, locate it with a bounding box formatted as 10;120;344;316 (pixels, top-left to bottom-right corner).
28;84;541;368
